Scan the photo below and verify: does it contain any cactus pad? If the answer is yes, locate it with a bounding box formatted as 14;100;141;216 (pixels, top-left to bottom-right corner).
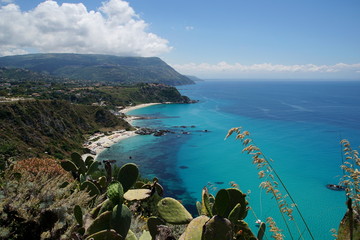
123;189;152;201
80;181;100;196
70;152;87;174
107;181;124;205
111;204;131;239
85;229;121;240
157;197;193;224
74;205;83;226
117;163;139;192
60;160;77;172
202;215;233;240
183;215;210;240
214;189;230;217
147;217;165;238
86;211;112;235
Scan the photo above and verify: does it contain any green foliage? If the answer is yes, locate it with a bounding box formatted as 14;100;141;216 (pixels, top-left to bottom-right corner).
0;164;92;239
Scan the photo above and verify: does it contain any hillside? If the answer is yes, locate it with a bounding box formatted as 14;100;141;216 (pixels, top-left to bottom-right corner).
0;67;194;106
0;100;131;165
0;53;194;86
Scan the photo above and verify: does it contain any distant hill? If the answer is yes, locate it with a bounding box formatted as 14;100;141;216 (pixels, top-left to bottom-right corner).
186;75;204;81
0;53;194;86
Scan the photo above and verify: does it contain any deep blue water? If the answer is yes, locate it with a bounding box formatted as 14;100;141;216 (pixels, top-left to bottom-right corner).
98;80;360;239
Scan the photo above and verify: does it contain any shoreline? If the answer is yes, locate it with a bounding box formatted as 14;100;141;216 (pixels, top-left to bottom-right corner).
82;103;161;160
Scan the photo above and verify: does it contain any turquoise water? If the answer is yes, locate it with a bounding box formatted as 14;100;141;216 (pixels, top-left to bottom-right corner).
98;80;360;239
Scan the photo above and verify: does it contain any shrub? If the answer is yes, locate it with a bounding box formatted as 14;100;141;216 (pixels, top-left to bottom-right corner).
0;158;91;240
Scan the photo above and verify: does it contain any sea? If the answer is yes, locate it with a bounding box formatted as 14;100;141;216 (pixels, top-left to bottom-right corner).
98;80;360;239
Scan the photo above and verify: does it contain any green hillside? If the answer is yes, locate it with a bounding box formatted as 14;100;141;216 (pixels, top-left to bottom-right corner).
0;100;131;164
0;53;194;86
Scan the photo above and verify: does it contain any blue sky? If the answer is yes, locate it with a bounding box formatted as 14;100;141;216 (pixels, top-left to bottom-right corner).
0;0;359;79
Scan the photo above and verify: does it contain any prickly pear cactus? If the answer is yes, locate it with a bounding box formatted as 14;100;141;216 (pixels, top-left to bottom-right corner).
86;211;112;235
182;215;210;240
157;197;193;224
117;163;139;192
85;156;94;167
87;160;100;175
60;160;77;172
111;204;131;240
71;152;87;174
126;230;138;240
337;209;360;240
107;181;124;205
85;229;121;240
147;217;166;239
80;180;101;197
74;205;83;226
234;220;257;240
201;215;233;240
214;189;230;217
123;188;152;201
201;187;213;217
226;188;248;220
98;199;115;216
257;222;266;240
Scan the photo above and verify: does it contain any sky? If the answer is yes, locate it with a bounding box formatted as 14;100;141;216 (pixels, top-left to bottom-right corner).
0;0;359;79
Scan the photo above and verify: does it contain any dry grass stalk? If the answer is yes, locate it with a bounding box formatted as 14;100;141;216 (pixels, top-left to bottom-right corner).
267;217;284;240
226;127;314;240
340;139;360;210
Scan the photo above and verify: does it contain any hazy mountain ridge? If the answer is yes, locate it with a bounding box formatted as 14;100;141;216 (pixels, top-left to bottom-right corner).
0;53;195;86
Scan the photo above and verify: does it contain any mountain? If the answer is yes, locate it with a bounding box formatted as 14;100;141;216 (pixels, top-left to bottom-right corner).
0;53;194;86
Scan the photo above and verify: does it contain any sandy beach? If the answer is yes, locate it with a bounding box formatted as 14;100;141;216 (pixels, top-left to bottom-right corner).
83;103;161;160
119;102;161;114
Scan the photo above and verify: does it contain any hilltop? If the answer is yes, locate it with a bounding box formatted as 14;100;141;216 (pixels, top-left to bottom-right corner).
0;53;194;86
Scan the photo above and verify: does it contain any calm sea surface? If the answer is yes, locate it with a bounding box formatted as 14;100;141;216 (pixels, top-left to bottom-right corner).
98;80;360;239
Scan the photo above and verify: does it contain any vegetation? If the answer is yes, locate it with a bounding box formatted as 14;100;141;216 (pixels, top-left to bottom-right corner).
0;152;265;240
0;100;131;164
0;132;359;239
0;68;194;107
0;66;194;164
336;140;360;239
0;54;194;86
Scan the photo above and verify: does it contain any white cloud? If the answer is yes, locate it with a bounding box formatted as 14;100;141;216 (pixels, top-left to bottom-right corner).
0;0;172;56
171;62;360;78
185;26;194;31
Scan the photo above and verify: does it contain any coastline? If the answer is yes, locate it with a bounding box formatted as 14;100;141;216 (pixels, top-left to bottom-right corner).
82;103;161;160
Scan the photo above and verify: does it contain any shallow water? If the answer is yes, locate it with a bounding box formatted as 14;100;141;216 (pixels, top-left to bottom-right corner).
98;80;360;239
